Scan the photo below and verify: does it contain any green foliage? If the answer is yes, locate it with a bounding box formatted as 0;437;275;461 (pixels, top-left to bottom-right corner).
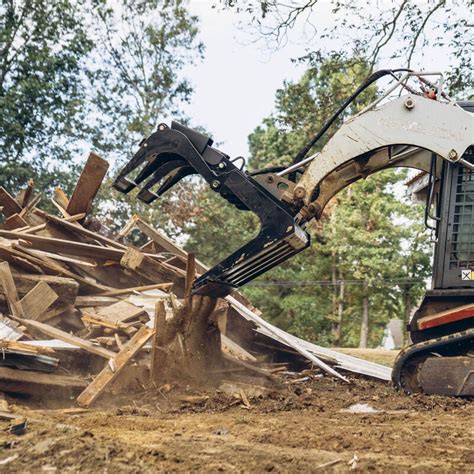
0;0;93;191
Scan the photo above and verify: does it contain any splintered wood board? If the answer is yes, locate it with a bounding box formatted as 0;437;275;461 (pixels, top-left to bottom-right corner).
0;366;86;388
0;261;25;318
0;187;22;218
96;301;148;324
66;152;109;217
77;326;154;407
20;282;58;320
3;213;28;230
20;319;116;359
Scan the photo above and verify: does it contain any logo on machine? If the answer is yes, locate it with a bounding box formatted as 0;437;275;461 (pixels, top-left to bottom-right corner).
461;269;474;280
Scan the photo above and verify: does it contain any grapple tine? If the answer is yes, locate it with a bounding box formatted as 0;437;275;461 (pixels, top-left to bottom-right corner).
136;159;189;203
154;166;195;197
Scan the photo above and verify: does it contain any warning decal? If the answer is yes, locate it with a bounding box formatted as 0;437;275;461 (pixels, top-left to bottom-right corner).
461;269;473;281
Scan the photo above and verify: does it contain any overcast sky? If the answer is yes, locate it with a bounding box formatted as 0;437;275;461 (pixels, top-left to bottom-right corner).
180;1;457;160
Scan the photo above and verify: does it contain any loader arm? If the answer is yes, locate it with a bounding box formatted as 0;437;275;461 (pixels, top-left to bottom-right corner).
114;74;473;297
294;95;474;220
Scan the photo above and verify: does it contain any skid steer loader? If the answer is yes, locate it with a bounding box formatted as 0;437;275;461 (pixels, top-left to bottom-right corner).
113;70;474;396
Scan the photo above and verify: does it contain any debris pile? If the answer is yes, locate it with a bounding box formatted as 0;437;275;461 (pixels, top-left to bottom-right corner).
0;153;391;409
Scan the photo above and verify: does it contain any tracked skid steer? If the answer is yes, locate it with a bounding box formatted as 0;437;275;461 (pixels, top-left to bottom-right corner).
113;70;474;396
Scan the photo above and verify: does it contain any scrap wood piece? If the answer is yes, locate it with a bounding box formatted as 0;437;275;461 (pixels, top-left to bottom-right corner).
1;230;166;263
184;253;196;307
221;333;257;362
0;261;25;318
0;187;22;218
0;245;45;274
120;247;184;287
135;217;207;273
54;187;70;209
75;296;119;307
12;245;108;292
0;230;125;261
96;300;148;324
101;282;173;297
81;313;136;335
20;179;34;208
66;152;109;218
226;296;350;383
6;273;79;308
3;214;28;231
0;339;55;355
0;366;86;388
17;318;116;359
77;326;154;407
20;282;58;320
150;300;166;382
19;192;42;218
222;351;277;382
34;209;128;250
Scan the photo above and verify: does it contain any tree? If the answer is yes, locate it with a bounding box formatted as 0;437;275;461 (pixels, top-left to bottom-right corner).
222;0;473;95
0;0;93;191
90;0;204;155
88;0;205;235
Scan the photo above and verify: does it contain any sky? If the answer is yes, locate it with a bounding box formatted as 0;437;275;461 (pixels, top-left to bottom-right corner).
180;1;458;160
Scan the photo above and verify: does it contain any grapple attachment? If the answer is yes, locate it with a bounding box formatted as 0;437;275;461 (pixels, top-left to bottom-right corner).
113;121;310;297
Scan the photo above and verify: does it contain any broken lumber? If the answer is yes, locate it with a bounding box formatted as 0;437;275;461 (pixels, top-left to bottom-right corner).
66;152;109;218
0;187;22;218
18;319;116;359
20;282;58;320
2;273;79;308
0;366;86;389
77;326;154;407
0;261;25;318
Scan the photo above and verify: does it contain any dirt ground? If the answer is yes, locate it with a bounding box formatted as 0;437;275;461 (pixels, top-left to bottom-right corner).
0;350;472;473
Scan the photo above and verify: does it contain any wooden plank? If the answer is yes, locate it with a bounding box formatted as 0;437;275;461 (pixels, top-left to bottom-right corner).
0;230;164;262
0;187;22;217
4;273;79;308
0;262;25;318
77;326;154;407
100;282;173;297
0;366;86;388
96;300;148;324
75;296;119;307
135;218;207;272
81;314;135;334
0;230;124;260
18;319;116;359
20;282;58;320
150;300;166;381
54;187;70;209
66;152;109;217
35;209;128;250
21;179;34;207
9;245;108;292
3;214;28;230
184;253;196;307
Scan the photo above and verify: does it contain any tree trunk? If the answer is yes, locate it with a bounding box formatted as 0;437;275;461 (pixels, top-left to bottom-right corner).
335;278;344;345
151;294;224;386
359;283;369;348
403;290;414;345
331;252;338;335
